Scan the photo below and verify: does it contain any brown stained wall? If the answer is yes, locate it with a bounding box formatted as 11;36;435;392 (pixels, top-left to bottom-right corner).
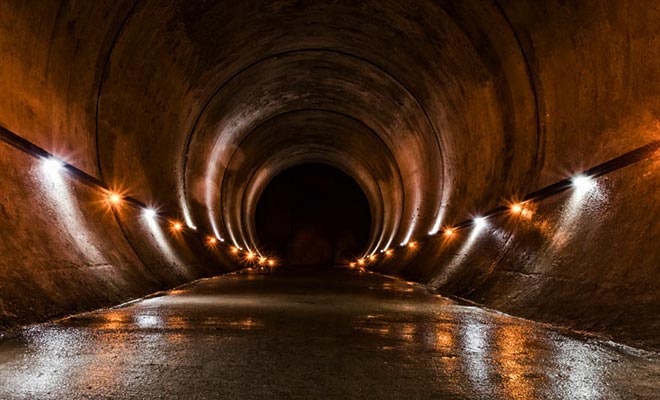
502;1;660;185
379;153;660;350
0;0;135;174
0;142;233;329
0;1;659;351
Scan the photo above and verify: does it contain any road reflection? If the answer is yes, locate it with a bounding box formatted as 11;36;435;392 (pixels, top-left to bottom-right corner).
0;268;656;399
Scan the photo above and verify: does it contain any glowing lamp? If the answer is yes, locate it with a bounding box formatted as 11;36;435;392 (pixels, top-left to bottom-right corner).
444;228;454;236
369;254;376;261
42;157;65;176
230;246;239;254
144;208;157;219
385;249;393;257
357;258;365;266
268;259;276;267
349;262;356;268
171;221;183;232
510;203;523;214
207;236;218;246
407;241;417;249
473;217;486;228
107;192;122;205
246;252;255;261
571;174;595;194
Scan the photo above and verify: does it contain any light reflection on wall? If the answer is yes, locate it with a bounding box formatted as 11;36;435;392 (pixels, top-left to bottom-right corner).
36;162;105;263
203;133;252;245
518;180;608;291
375;177;403;253
204;152;226;243
177;175;196;229
428;203;447;235
368;185;387;255
381;225;397;255
399;165;422;246
548;179;606;253
181;200;196;230
430;220;488;287
429;151;453;235
210;209;225;242
226;216;244;250
400;212;418;246
489;227;509;248
143;212;184;267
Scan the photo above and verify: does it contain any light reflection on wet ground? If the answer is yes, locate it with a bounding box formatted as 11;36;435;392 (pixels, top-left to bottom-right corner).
0;267;658;399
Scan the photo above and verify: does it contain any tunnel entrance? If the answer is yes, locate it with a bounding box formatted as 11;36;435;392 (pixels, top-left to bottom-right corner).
255;163;371;266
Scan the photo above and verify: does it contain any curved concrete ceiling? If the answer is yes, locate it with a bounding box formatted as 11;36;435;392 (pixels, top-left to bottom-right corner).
92;0;540;258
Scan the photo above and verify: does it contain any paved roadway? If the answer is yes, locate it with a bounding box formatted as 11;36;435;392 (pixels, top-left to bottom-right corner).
0;267;658;399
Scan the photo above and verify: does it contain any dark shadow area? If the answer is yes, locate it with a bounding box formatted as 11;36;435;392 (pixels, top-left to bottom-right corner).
255;163;371;266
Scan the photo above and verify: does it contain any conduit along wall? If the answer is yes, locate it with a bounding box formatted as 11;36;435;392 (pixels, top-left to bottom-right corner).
0;126;236;329
374;142;660;352
1;1;660;353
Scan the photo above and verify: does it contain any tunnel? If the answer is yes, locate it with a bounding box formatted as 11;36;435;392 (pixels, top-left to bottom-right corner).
255;163;371;266
0;1;659;398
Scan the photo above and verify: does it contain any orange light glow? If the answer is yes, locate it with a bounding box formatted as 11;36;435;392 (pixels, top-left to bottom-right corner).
510;203;523;214
171;221;183;232
357;258;365;266
444;228;454;236
230;246;239;254
259;256;267;265
108;192;122;205
349;262;356;268
207;236;218;246
407;241;417;249
268;259;276;267
385;249;393;257
369;254;377;261
246;252;255;261
102;190;125;210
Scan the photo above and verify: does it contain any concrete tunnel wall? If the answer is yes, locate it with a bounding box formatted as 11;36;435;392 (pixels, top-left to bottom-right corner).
0;1;659;351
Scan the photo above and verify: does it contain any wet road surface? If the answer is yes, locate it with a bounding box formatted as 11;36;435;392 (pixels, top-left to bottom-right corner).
0;267;659;399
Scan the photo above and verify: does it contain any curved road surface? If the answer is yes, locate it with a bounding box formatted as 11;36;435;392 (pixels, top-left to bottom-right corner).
1;267;658;399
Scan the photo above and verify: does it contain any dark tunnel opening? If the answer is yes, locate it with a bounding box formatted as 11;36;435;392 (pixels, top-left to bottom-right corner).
255;163;371;266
